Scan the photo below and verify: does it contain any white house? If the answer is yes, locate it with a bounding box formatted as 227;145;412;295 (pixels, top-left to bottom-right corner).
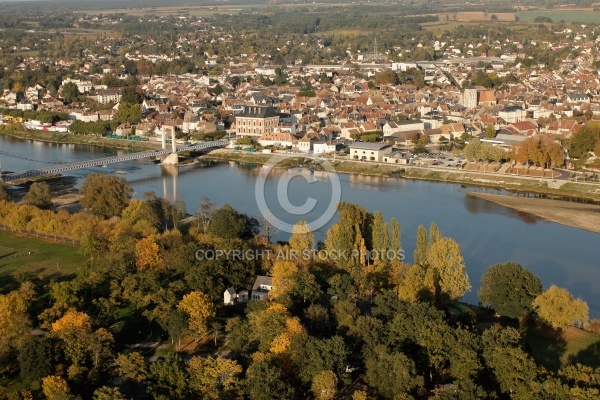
498;106;526;124
251;276;273;301
313;141;336;154
349;142;392;162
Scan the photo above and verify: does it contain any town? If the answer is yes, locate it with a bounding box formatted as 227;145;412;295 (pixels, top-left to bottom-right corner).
1;2;600;400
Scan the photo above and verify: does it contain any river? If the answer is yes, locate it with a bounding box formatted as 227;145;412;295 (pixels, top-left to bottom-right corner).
1;136;599;316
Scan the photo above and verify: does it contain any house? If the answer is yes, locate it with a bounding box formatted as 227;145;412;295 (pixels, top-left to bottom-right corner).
93;88;121;104
257;130;296;148
251;276;273;301
349;142;392;162
224;287;237;305
223;288;249;305
566;93;589;104
313;141;336;154
235;105;279;137
499;105;526;123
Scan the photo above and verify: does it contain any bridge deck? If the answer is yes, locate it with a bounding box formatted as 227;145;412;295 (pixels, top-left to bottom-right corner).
1;140;228;182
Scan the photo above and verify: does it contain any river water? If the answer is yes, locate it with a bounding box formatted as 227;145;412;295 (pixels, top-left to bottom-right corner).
1;136;599;316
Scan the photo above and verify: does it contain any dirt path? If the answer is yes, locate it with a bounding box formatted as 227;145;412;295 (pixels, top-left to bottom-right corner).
467;192;600;234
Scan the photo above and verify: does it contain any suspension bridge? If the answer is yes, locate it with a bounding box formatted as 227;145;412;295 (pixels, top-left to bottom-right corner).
0;139;229;182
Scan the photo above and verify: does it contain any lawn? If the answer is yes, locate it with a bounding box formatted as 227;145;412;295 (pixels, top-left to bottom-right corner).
0;230;84;293
525;322;600;371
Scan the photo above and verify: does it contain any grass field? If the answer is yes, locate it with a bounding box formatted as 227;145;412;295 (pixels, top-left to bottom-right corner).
516;9;600;24
0;231;84;293
526;323;600;371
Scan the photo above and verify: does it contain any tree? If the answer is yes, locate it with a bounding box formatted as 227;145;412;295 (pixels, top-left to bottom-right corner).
23;182;52;209
568;121;600;159
289;221;315;255
178;291;215;340
93;387;126;400
135;235;163;271
0;287;33;366
18;336;54;388
116;102;142;124
327;273;357;300
196;196;217;233
426;237;471;304
114;352;147;396
413;225;428;265
371;211;389;265
311;370;338;400
80;174;133;218
208;205;258;239
485;124;496;138
373;69;399;86
42;376;70;400
148;352;190;400
532;285;589;329
270;260;299;302
0;184;9;202
482;327;539;398
365;345;423;399
61;82;78;104
478;262;543;319
120;86;143;104
245;353;295;400
188;356;242;399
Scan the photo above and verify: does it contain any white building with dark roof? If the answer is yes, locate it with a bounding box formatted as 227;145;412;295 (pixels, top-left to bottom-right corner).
349;142;392;162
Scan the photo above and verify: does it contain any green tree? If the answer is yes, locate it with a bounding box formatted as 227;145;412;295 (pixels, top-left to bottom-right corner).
327;273;357;300
80;174;133;218
148;352;190;400
365;345;423;399
478;262;543;319
61;82;78;104
23;182;52;209
532;285;589;329
311;370;338;400
569;121;600;159
482;326;539;398
18;336;54;388
120;86;143;104
245;353;295;400
93;386;126;400
485;124;496;138
116;102;142;124
208;204;258;239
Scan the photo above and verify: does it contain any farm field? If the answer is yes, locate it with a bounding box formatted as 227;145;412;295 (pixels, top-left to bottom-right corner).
517;9;600;24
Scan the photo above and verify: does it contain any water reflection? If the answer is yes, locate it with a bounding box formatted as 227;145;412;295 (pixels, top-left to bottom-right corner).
463;193;540;225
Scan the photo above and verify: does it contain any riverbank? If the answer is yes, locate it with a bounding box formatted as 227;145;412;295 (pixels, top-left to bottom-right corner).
0;129;162;151
204;149;600;202
466;192;600;234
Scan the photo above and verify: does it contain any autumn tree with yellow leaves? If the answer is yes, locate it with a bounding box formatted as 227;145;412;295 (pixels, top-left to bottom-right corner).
178;291;215;341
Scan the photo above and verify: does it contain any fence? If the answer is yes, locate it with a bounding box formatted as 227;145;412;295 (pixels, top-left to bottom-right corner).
0;223;79;246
